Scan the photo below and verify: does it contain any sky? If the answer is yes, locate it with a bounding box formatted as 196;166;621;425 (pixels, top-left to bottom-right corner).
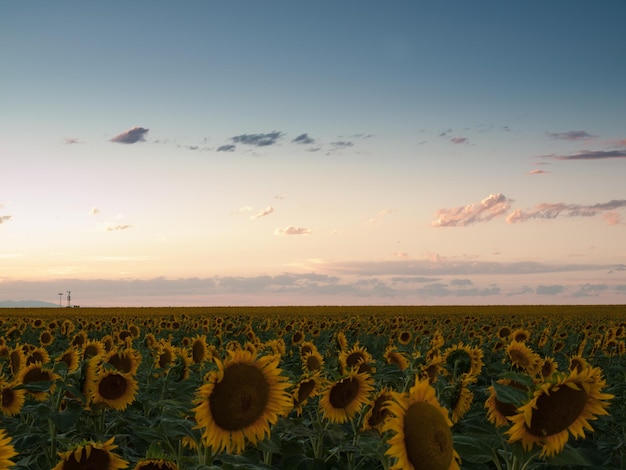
1;1;626;307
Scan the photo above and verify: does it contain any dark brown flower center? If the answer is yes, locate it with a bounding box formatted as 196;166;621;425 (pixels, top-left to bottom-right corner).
99;373;128;400
528;383;588;437
329;377;360;409
209;363;270;431
403;402;453;470
62;447;111;470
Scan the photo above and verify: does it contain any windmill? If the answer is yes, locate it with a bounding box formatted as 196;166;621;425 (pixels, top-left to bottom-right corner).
58;293;63;308
66;290;71;308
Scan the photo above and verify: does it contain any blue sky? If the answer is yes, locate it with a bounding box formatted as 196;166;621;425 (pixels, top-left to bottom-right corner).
1;1;625;306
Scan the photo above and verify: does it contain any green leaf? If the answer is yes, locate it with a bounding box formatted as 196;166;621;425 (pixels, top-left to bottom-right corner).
546;444;594;467
453;434;503;464
492;381;528;406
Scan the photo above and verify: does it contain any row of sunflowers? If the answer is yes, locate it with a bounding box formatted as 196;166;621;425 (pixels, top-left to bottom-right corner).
0;305;624;469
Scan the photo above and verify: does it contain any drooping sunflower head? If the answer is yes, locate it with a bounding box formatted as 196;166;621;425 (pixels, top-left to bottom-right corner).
190;335;210;364
540;356;558;380
384;347;410;371
568;354;590;374
361;388;394;433
442;343;483;378
52;437;128;470
58;347;81;373
0;428;17;469
134;458;179;470
292;374;324;416
105;348;141;375
445;375;476;424
319;369;374;424
505;341;542;376
485;378;529;428
384;378;460;470
193;349;292;454
18;362;59;401
507;366;614;458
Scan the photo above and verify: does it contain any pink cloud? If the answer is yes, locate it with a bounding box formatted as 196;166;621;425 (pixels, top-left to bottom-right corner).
450;137;469;145
274;225;312;236
251;206;274;220
603;211;622;225
432;193;512;227
528;169;549;175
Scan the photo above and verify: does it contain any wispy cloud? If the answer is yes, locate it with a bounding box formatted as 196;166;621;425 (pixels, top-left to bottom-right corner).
216;144;236;152
506;199;626;224
110;126;149;144
231;131;282;147
548;150;626;160
89;207;100;216
330;141;354;149
292;133;315;145
548;130;597;141
64;137;83;144
450;137;469;145
274;225;312;236
251;206;274;220
432;193;513;227
106;224;132;231
528;169;550;175
0;215;11;224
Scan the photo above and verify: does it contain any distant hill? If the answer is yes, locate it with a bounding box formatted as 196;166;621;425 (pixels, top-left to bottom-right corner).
0;300;58;308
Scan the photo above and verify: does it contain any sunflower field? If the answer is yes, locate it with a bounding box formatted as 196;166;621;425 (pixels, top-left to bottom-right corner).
0;305;625;470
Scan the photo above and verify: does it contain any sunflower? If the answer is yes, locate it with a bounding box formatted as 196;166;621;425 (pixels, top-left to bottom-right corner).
361;388;394;433
292;374;324;416
58;347;81;373
17;363;59;401
505;341;542;376
384;378;460;470
447;376;475;424
507;366;614;458
52;437;128;470
0;428;17;469
92;370;138;411
189;335;210;364
0;379;26;417
540;356;558;380
83;340;106;360
319;369;374;424
384;347;410;371
442;343;483;378
397;330;413;346
301;350;324;374
338;343;375;375
134;458;178;470
511;328;531;343
299;341;318;358
420;354;443;384
193;349;292;454
105;348;141;375
485;379;529;428
26;346;51;366
568;354;590;373
39;329;55;347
